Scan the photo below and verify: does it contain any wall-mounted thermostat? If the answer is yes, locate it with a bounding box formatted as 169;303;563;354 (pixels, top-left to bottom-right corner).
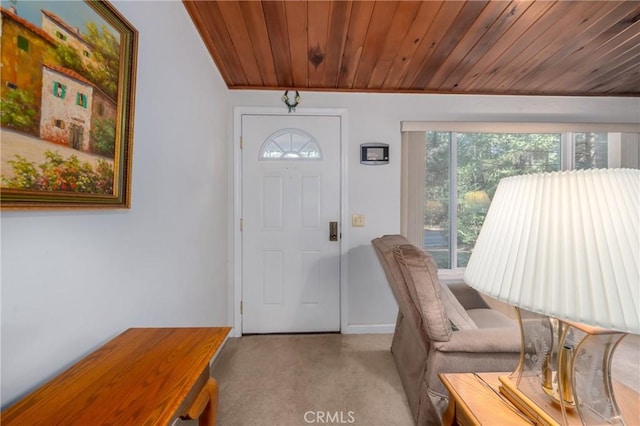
360;143;389;165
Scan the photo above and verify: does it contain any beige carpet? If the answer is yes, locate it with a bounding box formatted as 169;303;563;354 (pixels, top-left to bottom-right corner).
177;332;639;426
208;333;413;426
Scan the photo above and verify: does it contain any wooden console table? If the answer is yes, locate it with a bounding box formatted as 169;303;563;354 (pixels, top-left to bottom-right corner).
2;327;231;426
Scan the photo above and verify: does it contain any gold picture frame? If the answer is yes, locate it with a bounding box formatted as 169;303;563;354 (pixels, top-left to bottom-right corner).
1;0;137;209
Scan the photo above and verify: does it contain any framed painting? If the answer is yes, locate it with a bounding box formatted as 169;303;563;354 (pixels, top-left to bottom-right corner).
0;0;137;209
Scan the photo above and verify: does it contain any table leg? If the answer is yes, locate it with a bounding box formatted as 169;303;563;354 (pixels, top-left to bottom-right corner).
183;377;219;426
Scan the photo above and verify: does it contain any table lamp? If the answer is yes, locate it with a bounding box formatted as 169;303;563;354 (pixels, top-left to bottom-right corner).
464;168;639;425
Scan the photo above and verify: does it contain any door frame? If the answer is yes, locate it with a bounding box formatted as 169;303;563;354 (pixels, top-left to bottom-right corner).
230;107;349;337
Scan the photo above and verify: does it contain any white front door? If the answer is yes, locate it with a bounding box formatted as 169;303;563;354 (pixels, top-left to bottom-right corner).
241;113;341;334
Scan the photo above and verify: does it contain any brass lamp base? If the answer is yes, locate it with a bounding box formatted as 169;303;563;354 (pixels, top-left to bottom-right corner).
506;309;640;426
499;375;580;426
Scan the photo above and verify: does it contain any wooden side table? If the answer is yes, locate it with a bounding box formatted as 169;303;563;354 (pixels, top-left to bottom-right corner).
2;327;230;426
439;372;532;426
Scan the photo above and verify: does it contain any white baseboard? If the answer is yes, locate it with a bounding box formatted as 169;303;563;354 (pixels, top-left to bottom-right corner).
343;324;395;334
229;325;395;336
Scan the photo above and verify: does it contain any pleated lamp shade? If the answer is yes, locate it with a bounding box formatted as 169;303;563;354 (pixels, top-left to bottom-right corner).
464;168;640;334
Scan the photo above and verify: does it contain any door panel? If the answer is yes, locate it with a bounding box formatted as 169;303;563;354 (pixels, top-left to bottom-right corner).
242;114;341;333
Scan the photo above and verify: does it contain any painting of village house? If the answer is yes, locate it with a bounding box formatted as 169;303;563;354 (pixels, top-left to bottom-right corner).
0;1;137;208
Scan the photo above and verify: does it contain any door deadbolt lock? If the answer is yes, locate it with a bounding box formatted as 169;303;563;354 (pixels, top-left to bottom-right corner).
329;221;338;241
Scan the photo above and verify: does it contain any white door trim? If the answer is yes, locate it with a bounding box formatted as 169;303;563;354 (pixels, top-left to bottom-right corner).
230;107;349;337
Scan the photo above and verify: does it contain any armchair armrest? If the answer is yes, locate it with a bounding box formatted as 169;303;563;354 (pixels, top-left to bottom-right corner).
432;327;521;353
447;282;490;310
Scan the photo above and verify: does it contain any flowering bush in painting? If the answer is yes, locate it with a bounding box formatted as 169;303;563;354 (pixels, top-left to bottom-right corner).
3;150;113;194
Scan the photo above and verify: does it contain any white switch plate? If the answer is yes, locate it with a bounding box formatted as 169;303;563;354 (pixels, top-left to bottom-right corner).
352;214;365;227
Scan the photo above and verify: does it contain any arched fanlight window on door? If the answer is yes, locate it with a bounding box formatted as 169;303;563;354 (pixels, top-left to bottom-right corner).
258;128;322;160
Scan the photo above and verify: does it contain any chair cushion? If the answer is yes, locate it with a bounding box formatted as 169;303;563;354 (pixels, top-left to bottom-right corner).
439;283;478;331
393;244;452;342
466;308;516;329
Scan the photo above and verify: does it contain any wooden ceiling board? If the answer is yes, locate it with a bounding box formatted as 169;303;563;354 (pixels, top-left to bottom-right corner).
457;0;557;92
352;1;399;89
398;1;467;90
238;1;279;87
566;44;639;94
544;33;640;93
412;0;491;89
380;1;442;89
323;1;352;89
528;15;637;90
440;1;535;92
262;1;293;87
490;1;612;93
529;7;640;93
425;0;512;90
614;74;640;94
499;1;626;93
469;0;580;92
285;1;308;88
182;0;640;96
337;1;375;88
216;1;263;86
578;35;640;90
365;1;422;89
307;1;331;88
585;52;640;93
549;37;640;90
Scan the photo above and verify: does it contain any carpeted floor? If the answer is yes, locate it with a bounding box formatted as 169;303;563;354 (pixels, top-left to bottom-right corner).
177;332;639;426
208;333;413;426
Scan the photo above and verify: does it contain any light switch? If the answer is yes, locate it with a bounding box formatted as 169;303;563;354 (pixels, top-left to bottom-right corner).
352;214;365;227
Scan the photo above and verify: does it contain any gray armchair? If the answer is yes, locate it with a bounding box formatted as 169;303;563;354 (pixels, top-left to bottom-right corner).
372;235;521;425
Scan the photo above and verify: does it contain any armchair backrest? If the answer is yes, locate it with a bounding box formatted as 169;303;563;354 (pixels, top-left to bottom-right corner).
393;244;452;342
372;235;428;349
373;235;456;345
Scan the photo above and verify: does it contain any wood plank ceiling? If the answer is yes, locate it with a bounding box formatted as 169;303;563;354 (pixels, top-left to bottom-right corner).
183;1;640;96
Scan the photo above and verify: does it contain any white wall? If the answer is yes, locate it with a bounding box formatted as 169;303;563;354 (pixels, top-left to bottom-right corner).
229;91;640;331
0;1;229;408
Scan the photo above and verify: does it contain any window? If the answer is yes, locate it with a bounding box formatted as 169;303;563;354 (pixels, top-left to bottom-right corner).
574;132;608;169
401;123;640;273
424;131;562;269
97;102;104;116
6;82;17;89
55;31;67;41
53;119;65;129
76;93;87;108
259;128;322;160
17;35;28;52
53;82;66;98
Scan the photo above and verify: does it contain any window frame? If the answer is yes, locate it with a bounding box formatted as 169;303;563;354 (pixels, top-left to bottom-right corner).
53;82;66;99
401;122;640;280
76;92;88;108
258;128;322;160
